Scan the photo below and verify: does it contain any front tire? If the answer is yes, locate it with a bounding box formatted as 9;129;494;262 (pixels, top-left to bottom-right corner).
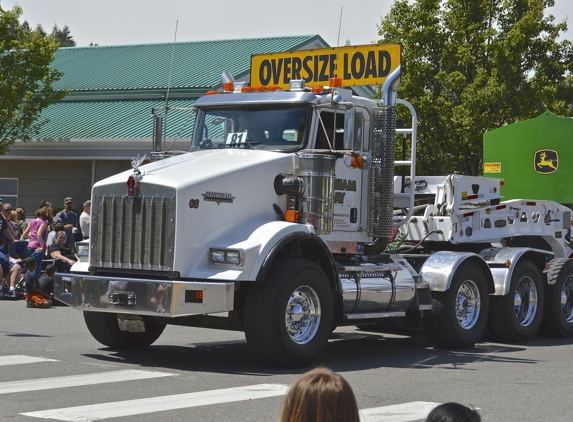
489;260;544;342
84;312;166;349
244;258;334;367
540;258;573;337
423;261;489;349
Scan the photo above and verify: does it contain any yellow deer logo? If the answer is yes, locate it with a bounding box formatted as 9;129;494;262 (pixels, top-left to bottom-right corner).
534;149;558;174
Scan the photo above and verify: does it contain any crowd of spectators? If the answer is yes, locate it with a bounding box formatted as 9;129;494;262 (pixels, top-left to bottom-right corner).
0;196;87;306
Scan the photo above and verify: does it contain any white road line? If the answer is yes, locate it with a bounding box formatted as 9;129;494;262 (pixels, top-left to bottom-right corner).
360;401;441;422
0;355;58;366
0;369;175;395
22;383;290;421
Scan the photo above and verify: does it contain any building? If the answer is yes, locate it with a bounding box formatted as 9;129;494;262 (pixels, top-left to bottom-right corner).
0;35;333;213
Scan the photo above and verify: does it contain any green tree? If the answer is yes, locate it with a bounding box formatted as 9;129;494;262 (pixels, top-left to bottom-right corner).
51;24;76;47
0;5;68;154
378;0;573;176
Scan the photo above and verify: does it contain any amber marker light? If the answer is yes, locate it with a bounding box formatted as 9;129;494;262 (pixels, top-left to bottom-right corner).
254;86;265;92
329;77;342;87
206;90;218;95
241;86;253;93
285;209;299;222
223;82;234;92
311;86;323;93
267;85;279;92
350;156;364;168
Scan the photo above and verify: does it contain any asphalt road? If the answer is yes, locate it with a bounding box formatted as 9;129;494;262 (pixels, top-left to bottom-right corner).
1;300;571;421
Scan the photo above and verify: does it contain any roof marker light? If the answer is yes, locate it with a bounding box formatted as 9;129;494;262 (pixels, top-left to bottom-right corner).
254;85;265;92
311;85;323;93
241;86;253;93
289;79;305;91
267;85;279;92
329;77;342;87
223;82;234;92
233;81;247;92
206;90;218;95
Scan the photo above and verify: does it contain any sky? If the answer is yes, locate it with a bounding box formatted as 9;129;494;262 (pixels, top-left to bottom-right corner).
4;0;571;48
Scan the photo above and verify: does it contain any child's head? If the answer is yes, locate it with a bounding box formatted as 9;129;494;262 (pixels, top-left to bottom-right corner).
426;403;481;422
25;257;36;271
45;265;56;276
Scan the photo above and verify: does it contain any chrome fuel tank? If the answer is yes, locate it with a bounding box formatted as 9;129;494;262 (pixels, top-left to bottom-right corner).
339;261;416;313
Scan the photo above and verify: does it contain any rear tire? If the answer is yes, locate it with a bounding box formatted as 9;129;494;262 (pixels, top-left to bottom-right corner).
540;258;573;337
83;312;166;349
423;261;489;349
489;260;544;342
244;258;334;367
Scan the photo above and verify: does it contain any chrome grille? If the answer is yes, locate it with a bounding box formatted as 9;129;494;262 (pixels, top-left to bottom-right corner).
92;194;175;271
369;106;396;238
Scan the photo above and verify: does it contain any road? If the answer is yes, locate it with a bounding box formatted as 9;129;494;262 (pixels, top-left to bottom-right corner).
1;299;571;421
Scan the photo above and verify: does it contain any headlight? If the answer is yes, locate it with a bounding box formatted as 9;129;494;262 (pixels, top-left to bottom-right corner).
209;248;244;266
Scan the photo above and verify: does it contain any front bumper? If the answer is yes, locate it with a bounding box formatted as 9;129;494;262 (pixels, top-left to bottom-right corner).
54;273;235;317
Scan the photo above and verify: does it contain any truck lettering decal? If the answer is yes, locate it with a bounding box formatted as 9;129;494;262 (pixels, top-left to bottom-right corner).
334;192;346;204
251;44;401;90
202;191;235;205
334;179;357;191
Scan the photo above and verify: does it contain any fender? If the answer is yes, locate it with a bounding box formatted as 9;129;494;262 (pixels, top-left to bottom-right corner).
255;230;337;285
479;247;553;296
188;220;335;282
420;251;495;294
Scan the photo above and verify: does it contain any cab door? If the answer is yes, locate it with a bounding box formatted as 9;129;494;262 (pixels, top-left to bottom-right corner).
315;109;365;232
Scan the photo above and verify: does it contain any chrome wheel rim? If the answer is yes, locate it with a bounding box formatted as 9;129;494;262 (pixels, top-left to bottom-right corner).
561;275;573;323
456;280;481;329
285;285;321;344
514;276;538;326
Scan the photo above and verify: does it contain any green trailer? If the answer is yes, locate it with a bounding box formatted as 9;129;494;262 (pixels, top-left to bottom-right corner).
483;111;573;207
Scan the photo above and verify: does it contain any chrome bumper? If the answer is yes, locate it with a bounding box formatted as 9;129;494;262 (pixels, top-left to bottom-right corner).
54;273;235;317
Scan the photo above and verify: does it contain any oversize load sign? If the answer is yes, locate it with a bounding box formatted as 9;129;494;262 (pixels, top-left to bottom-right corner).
250;44;401;89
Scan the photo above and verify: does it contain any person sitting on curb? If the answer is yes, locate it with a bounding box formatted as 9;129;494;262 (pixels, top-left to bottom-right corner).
24;257;52;308
0;247;22;298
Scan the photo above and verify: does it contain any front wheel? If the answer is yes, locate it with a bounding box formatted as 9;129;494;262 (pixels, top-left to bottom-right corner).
244;258;334;367
489;260;544;342
540;258;573;337
84;312;166;349
423;261;489;349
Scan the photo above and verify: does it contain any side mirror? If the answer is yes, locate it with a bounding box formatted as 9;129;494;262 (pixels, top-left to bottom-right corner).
343;109;355;149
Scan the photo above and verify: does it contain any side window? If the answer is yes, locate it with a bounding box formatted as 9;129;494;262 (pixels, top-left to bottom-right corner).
0;178;18;209
316;111;345;149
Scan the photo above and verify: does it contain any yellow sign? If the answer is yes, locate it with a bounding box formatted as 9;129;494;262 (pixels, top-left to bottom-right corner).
484;162;501;173
250;44;401;90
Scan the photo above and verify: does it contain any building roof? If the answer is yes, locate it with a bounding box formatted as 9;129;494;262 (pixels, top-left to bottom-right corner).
54;35;327;97
3;35;328;159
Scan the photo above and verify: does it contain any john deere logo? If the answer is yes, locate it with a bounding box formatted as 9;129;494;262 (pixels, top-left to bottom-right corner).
534;149;558;174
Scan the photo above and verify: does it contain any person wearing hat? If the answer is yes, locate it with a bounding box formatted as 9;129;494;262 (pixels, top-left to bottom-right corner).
79;200;91;240
54;197;80;250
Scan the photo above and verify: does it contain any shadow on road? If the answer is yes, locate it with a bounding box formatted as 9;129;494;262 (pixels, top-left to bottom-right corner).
80;326;573;376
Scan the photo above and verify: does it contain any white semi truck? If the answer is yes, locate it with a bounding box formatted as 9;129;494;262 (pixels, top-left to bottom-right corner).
55;44;573;367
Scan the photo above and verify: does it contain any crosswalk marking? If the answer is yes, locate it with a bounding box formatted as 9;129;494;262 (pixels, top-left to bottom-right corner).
0;355;58;366
21;383;290;421
0;369;175;395
360;401;441;422
1;356;442;422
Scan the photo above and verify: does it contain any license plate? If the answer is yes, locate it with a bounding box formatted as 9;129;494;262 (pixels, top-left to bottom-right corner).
117;316;145;332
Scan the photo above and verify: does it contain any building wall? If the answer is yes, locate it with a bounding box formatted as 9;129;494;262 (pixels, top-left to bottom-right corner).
0;159;130;215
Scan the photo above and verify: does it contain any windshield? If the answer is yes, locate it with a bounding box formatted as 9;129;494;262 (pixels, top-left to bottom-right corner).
191;104;310;152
